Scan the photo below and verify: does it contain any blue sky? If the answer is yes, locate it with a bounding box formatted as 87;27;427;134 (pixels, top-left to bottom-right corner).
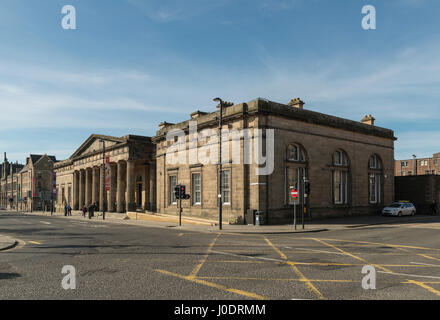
0;0;439;162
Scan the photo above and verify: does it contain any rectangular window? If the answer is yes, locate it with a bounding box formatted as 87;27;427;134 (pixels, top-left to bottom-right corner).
369;174;381;204
192;173;201;205
221;170;231;205
169;175;177;205
333;171;348;204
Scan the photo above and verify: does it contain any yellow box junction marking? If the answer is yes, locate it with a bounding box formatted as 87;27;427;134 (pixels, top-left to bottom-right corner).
263;236;325;300
156;269;268;300
189;233;221;278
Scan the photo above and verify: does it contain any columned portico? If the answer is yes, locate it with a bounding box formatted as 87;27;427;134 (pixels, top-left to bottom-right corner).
117;160;126;213
126;160;136;212
54;134;156;214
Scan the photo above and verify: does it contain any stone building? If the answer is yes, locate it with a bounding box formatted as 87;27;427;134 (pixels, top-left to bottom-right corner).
395;152;440;176
153;98;396;224
17;154;57;211
53;134;155;213
0;153;24;210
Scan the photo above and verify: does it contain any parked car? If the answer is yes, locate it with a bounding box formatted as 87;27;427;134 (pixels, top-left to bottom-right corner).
382;202;416;217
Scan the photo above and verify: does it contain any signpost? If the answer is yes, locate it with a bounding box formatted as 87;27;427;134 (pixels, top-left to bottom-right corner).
290;186;299;230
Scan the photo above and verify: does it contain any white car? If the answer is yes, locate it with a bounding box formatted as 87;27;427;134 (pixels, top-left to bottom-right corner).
382;202;416;217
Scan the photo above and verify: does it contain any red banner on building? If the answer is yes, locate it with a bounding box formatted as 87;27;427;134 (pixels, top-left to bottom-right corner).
105;156;110;191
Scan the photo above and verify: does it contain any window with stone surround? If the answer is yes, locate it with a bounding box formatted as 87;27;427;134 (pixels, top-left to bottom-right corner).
332;150;349;205
221;170;231;205
191;173;201;205
286;144;306;162
285;143;308;206
169;175;177;205
368;154;383;204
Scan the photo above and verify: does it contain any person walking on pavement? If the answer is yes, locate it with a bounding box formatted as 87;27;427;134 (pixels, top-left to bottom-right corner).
64;203;68;217
431;200;437;216
88;203;96;219
67;204;72;216
82;205;87;218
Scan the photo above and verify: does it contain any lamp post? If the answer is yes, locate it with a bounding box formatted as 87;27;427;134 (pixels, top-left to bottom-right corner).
213;97;224;231
99;140;106;220
412;154;417;176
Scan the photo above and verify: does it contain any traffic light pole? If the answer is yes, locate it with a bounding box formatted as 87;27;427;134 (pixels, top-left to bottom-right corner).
179;197;182;226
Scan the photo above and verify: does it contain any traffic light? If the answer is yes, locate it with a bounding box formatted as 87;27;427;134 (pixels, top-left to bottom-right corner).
174;185;181;200
179;185;186;199
304;181;310;196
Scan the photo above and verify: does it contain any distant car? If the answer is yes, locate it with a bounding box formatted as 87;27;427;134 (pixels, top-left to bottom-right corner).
382;202;416;217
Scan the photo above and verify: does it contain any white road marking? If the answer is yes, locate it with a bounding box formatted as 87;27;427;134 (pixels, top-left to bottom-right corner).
411;262;440;268
293;247;346;256
378;270;440;280
39;221;51;225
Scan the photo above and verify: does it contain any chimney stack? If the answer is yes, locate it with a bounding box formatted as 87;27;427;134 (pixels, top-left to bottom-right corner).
361;114;375;125
288;98;305;110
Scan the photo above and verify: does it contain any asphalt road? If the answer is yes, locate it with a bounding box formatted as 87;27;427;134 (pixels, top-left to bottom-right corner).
1;210;440;300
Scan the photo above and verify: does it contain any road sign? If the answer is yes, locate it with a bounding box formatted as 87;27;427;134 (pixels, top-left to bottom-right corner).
290;188;298;199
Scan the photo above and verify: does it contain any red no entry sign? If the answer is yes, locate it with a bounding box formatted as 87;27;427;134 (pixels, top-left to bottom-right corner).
290;188;298;199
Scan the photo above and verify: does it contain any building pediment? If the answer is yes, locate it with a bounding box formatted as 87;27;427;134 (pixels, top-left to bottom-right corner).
70;134;125;159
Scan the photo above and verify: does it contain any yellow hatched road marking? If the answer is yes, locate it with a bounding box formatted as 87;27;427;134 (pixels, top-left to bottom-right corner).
188;233;221;278
418;254;440;262
406;280;440;297
156;269;268;300
305;237;440;252
311;238;393;273
263;236;325;300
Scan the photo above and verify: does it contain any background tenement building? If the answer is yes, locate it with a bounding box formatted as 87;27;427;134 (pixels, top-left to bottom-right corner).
17;154;57;211
395;152;440;176
0;153;24;209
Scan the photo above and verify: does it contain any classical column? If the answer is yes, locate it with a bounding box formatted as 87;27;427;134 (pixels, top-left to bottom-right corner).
109;163;117;212
85;168;92;206
126;160;135;212
73;171;79;210
117;161;126;213
92;167;99;205
144;164;150;210
79;170;85;208
149;163;156;212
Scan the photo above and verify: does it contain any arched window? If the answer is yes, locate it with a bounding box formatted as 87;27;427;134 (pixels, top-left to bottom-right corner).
286;144;306;162
332;150;349;205
285;144;307;206
368;154;383;204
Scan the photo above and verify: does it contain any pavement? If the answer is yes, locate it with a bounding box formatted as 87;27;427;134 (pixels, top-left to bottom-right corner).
13;208;440;234
1;209;440;299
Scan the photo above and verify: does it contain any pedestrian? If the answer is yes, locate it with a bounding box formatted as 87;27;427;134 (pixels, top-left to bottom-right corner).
64;203;68;217
82;205;87;218
88;203;95;219
431;200;437;216
67;204;72;216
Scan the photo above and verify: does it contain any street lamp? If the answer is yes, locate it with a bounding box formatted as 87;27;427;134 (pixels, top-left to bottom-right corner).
412;154;417;176
213;97;224;231
99;140;106;220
